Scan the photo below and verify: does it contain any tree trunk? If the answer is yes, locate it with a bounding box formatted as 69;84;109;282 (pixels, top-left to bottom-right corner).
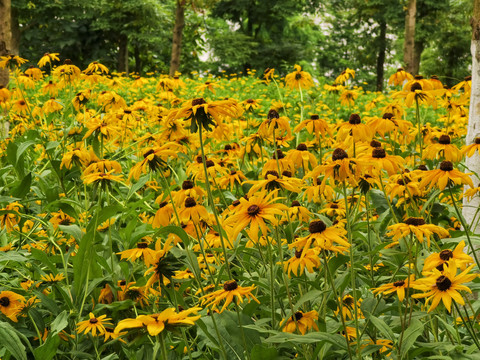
117;34;128;75
376;20;387;92
169;0;186;77
10;3;18;55
403;0;416;74
463;0;480;233
412;40;423;75
0;0;11;88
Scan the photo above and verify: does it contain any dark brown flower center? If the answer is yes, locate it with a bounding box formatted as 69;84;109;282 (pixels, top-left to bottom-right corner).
232;200;240;207
343;296;354;307
223;280;238;291
440;161;453;172
282;170;292;178
414;75;424;80
230;170;237;175
273;149;285;159
206;160;215;168
310;114;319;120
182;180;194;190
382;112;394;119
89;318;98;324
137;242;148;249
436;275;452;291
309;220;326;234
246;99;254;103
332;148;348;161
185;197;197;208
417;164;428;171
247;205;260;216
295;73;302;80
267;109;279;120
159;201;168;208
291;201;301;207
349;114;361;124
292;311;303;321
0;297;10;307
439;249;453;261
295;249;303;258
410;82;422;91
438;135;451;144
393;280;405;287
265;170;279;179
143;149;155;158
404;217;426;226
330;203;339;209
192;98;206;106
297;143;308;151
475;137;480;145
372;148;386;159
465;76;472;81
370;140;382;148
224;144;232;151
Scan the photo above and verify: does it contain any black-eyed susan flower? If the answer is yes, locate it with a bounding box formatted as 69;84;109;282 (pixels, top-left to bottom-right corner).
386;217;449;246
83;61;109;75
0;54;28;69
335;68;355;85
393;81;436;108
128;144;180;180
76;313;112;337
334;295;363;320
178;197;210;225
114;307;201;336
462;137;480;157
0;202;23;231
372;275;415;301
423;134;462;162
362;147;404;176
174;97;242;133
224;189;287;242
289;220;350;255
281;310;319;335
388;67;413;86
117;239;158;267
423;241;473;272
37;52;60;68
246;170;301;195
0;291;25;322
418;161;474;191
337;114;372;143
293;114;332;139
83;170;124;186
283;248;320;277
284;200;311;223
412;261;476;312
284;64;314;90
199;280;260;312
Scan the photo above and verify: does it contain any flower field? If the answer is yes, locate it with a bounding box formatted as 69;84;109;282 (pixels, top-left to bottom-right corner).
0;55;479;360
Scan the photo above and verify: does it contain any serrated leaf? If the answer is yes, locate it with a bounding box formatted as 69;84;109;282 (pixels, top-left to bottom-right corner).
368;314;395;342
400;319;424;357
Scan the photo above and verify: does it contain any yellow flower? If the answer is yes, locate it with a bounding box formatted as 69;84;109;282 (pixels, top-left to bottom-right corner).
83;171;124;186
418;161;474;191
77;313;113;337
387;67;413;86
412;261;476;312
117;239;158;267
0;291;26;322
37;53;60;68
199;280;260;312
114;307;201;336
281;310;319;335
84;61;109;75
372;275;415;301
386;217;449;246
224;189;287;242
423;134;462;162
283;248;320;277
284;64;314;90
0;55;28;69
335;68;355;84
423;241;473;272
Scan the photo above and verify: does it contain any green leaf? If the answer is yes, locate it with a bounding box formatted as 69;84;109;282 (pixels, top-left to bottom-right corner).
0;321;28;360
11;173;32;199
400;319;424;357
265;331;348;350
33;335;60;360
50;310;69;336
30;248;58;274
154;225;192;248
367;314;395;342
294;290;322;311
16;140;36;162
0;251;29;263
250;344;278;360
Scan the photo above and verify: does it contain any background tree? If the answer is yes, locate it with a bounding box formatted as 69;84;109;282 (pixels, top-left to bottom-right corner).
0;0;11;87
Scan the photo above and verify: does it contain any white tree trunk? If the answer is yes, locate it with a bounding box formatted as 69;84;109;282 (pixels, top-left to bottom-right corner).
463;3;480;234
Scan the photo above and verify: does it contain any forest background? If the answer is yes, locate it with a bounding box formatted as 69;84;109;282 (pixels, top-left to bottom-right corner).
5;0;473;90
